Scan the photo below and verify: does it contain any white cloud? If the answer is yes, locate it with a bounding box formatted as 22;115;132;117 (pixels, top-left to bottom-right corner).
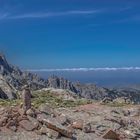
0;9;101;20
26;67;140;72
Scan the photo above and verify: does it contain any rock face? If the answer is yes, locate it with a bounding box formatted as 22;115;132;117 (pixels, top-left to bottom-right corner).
0;54;47;99
74;83;109;99
0;88;8;99
0;75;17;99
47;75;78;93
0;54;12;74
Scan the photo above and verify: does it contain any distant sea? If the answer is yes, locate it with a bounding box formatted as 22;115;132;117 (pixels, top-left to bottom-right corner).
31;68;140;88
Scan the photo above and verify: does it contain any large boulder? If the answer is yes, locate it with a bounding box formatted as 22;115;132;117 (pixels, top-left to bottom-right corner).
102;129;120;139
19;119;39;131
0;75;17;99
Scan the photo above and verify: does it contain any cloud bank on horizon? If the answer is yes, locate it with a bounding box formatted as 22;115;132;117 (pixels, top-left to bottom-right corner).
27;67;140;72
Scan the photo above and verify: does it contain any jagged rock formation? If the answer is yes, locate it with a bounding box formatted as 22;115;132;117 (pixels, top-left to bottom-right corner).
106;88;140;103
74;83;109;99
75;84;140;104
46;76;140;103
46;76;109;99
0;54;47;99
47;75;78;93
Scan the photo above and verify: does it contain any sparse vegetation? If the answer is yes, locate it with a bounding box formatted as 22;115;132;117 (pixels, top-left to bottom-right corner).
32;90;92;108
104;102;130;107
0;90;92;108
0;99;21;107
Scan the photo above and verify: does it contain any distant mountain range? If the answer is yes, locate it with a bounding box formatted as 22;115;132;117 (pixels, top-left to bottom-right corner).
0;54;140;103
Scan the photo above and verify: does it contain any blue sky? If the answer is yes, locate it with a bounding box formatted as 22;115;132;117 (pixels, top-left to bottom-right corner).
0;0;140;69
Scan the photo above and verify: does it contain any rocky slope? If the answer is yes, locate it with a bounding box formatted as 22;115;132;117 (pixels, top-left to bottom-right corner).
0;86;139;140
0;102;139;140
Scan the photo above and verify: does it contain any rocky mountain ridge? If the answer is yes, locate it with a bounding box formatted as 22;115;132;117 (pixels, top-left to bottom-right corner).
47;76;140;103
0;54;140;103
0;54;47;99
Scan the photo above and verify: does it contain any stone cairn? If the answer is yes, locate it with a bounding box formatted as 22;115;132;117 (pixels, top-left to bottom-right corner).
0;85;97;139
21;85;32;114
0;85;124;140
